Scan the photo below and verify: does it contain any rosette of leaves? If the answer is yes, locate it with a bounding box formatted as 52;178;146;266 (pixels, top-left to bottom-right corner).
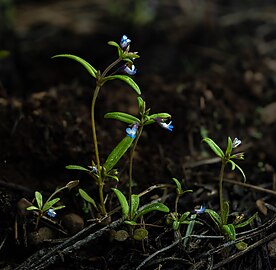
112;188;169;241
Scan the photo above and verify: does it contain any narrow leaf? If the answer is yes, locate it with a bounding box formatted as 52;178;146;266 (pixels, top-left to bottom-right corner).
135;202;169;220
144;113;172;125
173;221;180;231
112;188;129;219
35;191;43;209
130;194;140;220
172;178;182;195
79;188;98;210
65;165;91;173
53;205;66;211
104;136;134;172
229;160;246;182
52;54;97;78
26;206;39;211
43;198;60;212
104;112;140;125
235;213;257;228
226;137;233;156
221;201;230;225
205;209;221;228
179;211;191;223
124;220;137;226
222;224;236;240
103;75;141;95
202;138;224;158
183;213;196;247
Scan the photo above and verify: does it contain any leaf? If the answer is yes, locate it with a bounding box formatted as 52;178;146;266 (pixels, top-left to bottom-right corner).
112;188;129;219
65;165;91;173
202;137;224;159
42;198;60;212
124;220;137;226
130;194;140;220
35;191;43;209
144;113;172;125
103;75;141;95
222;224;236;240
26;206;39;211
173;221;180;231
221;201;230;225
52;54;97;78
104;136;134;172
183;213;196;247
226;137;233;156
104;112;140;125
135;202;169;220
137;97;146;114
235;212;258;228
107;41;123;58
179;211;191;223
228;160;246;182
79;188;98;210
52;205;66;211
205;209;222;228
172;178;182;195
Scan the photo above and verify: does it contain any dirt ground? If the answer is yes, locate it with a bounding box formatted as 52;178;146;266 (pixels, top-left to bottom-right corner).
0;1;276;269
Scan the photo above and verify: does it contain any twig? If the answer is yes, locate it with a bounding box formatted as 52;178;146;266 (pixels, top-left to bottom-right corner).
15;216;122;270
212;232;276;269
136;235;224;270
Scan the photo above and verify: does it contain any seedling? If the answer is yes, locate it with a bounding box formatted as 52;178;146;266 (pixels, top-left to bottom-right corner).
203;137;257;249
27;180;79;229
112;188;169;240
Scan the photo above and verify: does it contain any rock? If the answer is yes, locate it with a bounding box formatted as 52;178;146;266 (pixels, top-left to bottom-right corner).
28;227;55;246
61;213;84;234
261;102;276;125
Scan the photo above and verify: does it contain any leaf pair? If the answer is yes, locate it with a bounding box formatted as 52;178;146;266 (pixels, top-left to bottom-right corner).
52;54;141;95
112;188;169;225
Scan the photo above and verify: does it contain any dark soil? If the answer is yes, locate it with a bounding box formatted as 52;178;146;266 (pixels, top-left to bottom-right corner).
0;1;276;269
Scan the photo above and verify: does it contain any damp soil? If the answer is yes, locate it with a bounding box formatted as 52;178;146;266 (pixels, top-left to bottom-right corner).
0;1;276;269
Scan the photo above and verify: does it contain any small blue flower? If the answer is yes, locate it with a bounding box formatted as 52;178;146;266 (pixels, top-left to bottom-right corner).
120;35;131;49
195;205;206;214
155;117;174;131
123;64;137;75
47;208;57;218
126;123;139;139
232;137;241;148
88;165;98;173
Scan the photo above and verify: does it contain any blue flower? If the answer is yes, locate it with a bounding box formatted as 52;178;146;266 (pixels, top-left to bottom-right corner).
126;123;139;139
123;64;137;75
195;205;206;214
120;35;131;49
232;137;241;148
155;117;174;131
47;208;57;218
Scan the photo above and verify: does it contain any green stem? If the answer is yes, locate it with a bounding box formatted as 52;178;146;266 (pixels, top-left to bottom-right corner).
219;161;226;222
128;126;143;218
174;194;180;214
90;58;122;216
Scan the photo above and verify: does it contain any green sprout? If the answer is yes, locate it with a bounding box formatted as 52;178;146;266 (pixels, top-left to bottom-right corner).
112;188;169;240
27;180;79;229
202;137;257;249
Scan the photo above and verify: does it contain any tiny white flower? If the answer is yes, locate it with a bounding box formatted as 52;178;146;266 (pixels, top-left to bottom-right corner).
232;137;241;148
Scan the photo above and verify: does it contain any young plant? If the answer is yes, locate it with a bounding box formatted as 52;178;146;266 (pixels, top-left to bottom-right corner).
105;96;173;214
202;137;257;249
53;36;173;223
166;178;203;247
112;188;169;240
27;180;79;229
53;35;141;216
